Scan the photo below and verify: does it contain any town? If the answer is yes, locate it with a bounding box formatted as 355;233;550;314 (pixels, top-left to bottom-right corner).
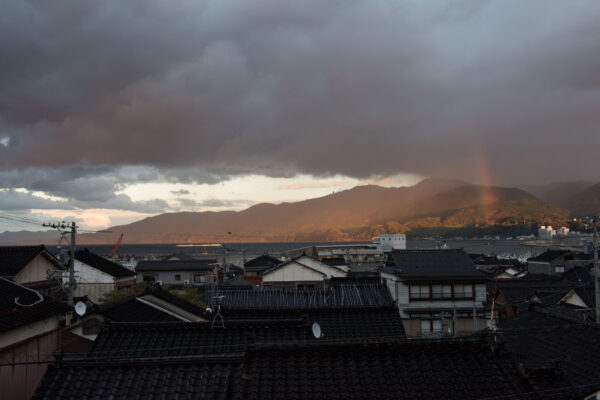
1;231;599;399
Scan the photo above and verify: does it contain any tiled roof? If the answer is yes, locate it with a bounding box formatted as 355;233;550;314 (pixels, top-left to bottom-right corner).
89;320;314;358
143;284;209;317
241;340;529;400
0;245;62;276
222;307;406;339
527;250;571;263
33;357;243;400
35;332;594;399
387;249;486;278
136;259;216;272
0;277;68;332
205;284;393;309
243;254;282;270
75;249;135;278
95;296;183;322
498;310;600;390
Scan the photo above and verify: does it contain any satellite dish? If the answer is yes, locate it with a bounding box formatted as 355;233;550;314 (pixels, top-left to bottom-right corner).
74;301;87;316
312;322;322;339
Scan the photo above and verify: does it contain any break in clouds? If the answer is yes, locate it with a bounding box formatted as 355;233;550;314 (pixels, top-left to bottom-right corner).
1;0;600;211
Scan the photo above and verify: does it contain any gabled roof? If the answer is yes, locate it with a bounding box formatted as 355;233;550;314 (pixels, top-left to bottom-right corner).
0;245;64;276
0;277;69;332
527;250;571;263
387;249;486;278
244;254;282;268
95;296;184;322
136;259;216;272
261;254;345;277
75;249;135;278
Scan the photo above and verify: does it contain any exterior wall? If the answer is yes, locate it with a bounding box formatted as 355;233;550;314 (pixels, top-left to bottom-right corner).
74;261;115;284
527;261;551;275
14;254;64;284
378;234;407;251
136;271;215;285
402;315;489;338
0;321;60;400
74;283;116;303
263;262;326;283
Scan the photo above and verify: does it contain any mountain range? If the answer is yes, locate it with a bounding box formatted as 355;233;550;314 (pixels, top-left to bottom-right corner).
2;178;598;245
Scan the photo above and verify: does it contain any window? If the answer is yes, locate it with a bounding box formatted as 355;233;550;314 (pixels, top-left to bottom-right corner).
554;265;565;273
82;319;102;335
431;284;452;299
410;285;430;300
174;274;181;281
142;275;155;283
420;319;442;336
454;284;474;299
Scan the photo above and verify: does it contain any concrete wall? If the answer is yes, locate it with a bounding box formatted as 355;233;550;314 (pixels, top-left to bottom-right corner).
0;320;60;400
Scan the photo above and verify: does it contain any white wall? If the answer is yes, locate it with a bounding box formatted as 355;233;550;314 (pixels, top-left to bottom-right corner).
263;262;326;283
14;254;64;284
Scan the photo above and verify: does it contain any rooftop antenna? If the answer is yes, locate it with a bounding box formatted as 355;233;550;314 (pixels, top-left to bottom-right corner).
211;295;225;329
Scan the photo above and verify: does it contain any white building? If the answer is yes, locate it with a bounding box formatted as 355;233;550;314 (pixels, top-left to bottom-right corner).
538;226;556;240
374;234;407;251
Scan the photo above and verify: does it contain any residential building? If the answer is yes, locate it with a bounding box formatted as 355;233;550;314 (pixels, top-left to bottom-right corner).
243;254;282;277
0;277;68;400
0;245;66;285
381;249;490;337
72;249;136;302
261;254;347;289
135;259;217;285
527;249;572;274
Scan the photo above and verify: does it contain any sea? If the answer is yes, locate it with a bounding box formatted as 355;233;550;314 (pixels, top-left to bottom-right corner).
47;239;545;265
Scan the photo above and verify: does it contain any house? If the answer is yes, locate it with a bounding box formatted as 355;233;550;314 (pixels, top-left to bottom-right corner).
527;249;572;274
135;258;217;285
0;245;66;285
66;284;208;341
243;254;282;277
0;277;69;400
72;249;136;302
381;249;490;338
261;254;347;289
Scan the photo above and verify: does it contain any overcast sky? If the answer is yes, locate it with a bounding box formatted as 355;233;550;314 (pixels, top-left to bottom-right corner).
1;0;599;230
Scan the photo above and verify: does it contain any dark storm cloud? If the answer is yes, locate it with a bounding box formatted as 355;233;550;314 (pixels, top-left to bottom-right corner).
1;0;599;186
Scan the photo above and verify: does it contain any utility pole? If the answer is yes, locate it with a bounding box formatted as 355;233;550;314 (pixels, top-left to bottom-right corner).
43;220;77;307
68;221;76;308
593;218;599;324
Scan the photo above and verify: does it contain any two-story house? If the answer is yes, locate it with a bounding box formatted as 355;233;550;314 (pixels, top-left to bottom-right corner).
381;249;490;338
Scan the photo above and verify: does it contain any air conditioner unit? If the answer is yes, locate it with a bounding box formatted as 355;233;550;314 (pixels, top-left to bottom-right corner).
184;280;191;285
157;280;163;286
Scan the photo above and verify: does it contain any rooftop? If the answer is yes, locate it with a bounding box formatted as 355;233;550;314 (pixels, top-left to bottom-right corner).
0;245;63;277
0;277;69;332
136;259;217;272
386;249;486;279
75;249;135;278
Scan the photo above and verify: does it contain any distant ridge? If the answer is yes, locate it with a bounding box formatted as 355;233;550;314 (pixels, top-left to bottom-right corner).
63;178;568;244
